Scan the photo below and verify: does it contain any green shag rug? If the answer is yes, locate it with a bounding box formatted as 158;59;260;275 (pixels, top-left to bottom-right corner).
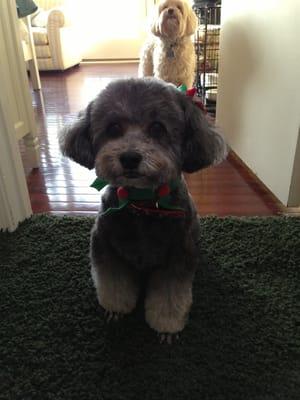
0;215;299;400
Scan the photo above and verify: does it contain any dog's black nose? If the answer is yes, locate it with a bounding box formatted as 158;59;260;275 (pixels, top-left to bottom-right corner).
168;8;174;15
119;151;142;169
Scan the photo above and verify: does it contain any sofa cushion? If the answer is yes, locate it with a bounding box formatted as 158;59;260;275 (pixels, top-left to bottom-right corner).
35;45;51;58
32;27;48;45
37;58;54;71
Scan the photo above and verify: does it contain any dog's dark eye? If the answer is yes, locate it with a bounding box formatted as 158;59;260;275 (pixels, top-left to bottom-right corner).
177;5;183;13
106;123;123;138
149;122;167;138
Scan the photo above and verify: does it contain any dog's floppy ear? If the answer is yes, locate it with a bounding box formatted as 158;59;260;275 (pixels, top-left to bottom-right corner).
59;101;95;169
150;5;161;37
185;6;198;36
151;19;161;37
181;98;228;173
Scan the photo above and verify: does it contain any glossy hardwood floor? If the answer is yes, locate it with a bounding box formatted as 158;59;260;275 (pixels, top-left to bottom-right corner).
22;63;285;216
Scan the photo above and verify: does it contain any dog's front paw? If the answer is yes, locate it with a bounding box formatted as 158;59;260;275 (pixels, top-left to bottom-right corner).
158;332;180;345
145;270;193;339
104;310;124;323
91;264;139;316
146;308;187;336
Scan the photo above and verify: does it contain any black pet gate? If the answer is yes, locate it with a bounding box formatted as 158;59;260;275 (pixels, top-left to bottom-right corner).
193;1;222;113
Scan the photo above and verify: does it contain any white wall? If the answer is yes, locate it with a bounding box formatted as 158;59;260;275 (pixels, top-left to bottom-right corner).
71;0;149;60
216;0;300;206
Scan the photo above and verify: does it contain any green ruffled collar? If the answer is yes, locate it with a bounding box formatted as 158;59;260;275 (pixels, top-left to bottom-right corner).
90;177;185;217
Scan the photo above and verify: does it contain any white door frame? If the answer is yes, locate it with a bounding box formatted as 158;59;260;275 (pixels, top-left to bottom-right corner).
0;0;38;231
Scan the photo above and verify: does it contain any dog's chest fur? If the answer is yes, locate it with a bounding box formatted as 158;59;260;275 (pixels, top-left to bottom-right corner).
153;37;196;87
93;185;197;272
104;211;186;270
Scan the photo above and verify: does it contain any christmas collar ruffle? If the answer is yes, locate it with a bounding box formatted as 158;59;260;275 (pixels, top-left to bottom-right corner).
90;178;185;217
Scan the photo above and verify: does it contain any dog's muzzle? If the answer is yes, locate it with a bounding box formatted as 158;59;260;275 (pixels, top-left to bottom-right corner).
119;151;142;170
165;8;178;21
119;151;143;178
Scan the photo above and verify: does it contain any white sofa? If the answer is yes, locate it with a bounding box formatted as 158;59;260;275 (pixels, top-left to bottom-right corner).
29;0;82;70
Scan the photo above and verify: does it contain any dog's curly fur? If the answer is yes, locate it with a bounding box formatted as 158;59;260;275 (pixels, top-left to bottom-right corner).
60;78;227;340
139;0;198;88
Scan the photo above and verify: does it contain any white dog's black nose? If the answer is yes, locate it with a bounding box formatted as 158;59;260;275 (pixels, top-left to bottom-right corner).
119;151;142;169
168;8;174;15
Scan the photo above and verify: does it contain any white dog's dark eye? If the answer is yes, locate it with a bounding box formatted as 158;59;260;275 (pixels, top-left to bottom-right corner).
106;123;123;138
149;122;166;138
177;6;183;14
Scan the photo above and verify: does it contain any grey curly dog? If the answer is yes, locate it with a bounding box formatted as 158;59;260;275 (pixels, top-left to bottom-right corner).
60;78;227;342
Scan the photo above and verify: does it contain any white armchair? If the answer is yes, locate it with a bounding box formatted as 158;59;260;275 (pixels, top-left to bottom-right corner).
29;0;82;70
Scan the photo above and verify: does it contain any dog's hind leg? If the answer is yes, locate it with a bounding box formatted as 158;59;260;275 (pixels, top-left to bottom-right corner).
91;257;140;317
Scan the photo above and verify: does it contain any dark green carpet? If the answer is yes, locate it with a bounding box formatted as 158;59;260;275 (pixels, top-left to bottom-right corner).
0;215;299;400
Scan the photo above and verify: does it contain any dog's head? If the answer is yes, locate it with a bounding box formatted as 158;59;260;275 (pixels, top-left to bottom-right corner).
151;0;197;39
60;78;227;188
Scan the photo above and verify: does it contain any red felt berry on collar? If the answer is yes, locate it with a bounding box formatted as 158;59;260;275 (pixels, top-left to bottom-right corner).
117;187;129;199
157;184;170;197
